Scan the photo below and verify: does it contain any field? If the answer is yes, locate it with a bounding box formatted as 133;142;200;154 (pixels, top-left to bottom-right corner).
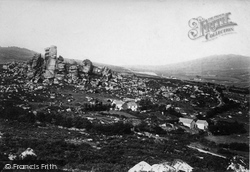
160;68;250;88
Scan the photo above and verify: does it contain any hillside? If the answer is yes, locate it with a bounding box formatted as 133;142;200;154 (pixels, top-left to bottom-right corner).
0;46;37;63
157;54;250;74
0;58;249;172
127;55;250;87
127;55;250;73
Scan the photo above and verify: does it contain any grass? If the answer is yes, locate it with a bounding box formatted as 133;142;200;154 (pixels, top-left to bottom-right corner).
205;135;249;144
105;110;137;118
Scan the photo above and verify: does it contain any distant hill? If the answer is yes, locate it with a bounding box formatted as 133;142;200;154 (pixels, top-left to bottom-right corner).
156;54;250;74
127;55;250;73
0;46;37;64
126;55;250;87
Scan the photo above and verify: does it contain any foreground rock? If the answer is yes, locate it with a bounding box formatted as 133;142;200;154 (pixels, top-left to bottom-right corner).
128;159;193;172
227;156;250;172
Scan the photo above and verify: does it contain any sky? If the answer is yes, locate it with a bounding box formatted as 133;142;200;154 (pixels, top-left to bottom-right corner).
0;0;250;66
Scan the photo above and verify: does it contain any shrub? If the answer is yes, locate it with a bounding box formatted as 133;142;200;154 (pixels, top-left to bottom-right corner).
93;122;132;135
229;142;249;152
219;142;249;152
208;120;246;135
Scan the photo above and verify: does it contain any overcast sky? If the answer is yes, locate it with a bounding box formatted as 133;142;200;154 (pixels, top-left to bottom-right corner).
0;0;249;66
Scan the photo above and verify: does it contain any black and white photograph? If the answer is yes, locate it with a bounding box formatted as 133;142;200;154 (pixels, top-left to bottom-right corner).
0;0;249;171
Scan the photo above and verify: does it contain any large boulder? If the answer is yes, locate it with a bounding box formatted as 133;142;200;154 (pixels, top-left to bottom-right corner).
45;45;57;60
92;66;103;76
26;53;44;80
81;59;93;74
44;55;57;79
20;148;37;159
128;161;152;172
44;46;57;79
67;64;79;83
172;159;193;172
55;56;66;82
227;156;249;172
151;162;176;172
